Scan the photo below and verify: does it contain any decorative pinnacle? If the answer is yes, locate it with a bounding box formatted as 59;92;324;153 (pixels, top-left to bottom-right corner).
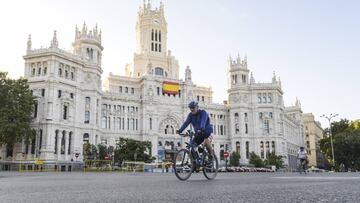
50;30;58;48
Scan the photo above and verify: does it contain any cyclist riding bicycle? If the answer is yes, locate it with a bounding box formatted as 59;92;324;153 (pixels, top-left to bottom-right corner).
297;146;308;173
176;101;214;163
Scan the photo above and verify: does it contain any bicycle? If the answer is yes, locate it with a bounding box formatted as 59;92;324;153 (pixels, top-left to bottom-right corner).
174;130;218;181
298;158;307;174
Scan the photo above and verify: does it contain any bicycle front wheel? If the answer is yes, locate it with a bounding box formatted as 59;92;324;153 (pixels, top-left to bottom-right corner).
174;149;194;181
203;152;218;180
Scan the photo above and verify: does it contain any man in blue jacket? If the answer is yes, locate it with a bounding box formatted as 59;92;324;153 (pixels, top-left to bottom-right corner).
176;101;214;161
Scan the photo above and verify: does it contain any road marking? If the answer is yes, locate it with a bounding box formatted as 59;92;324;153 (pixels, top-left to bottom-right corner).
272;177;360;180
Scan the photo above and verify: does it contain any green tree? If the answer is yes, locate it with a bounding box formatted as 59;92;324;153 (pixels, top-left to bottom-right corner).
229;151;240;167
98;144;108;160
320;119;360;171
249;152;264;167
0;72;35;151
83;143;98;160
264;152;284;169
114;138;155;165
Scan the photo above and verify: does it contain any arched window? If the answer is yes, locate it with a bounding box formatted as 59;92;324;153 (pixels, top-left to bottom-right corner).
32;68;36;76
151;29;154;41
164;125;169;134
159;31;161;42
155;43;158;51
83;133;89;144
236;141;240;154
235;113;239;121
54;130;59;154
155;30;158;41
68;132;72;155
272;141;275;153
154;67;164;76
61;131;66;154
260;141;264;158
159;44;161;52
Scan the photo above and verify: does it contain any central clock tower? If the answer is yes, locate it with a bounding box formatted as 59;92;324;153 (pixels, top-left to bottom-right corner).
128;0;179;80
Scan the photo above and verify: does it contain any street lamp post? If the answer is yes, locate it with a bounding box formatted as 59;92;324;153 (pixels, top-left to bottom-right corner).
320;113;338;171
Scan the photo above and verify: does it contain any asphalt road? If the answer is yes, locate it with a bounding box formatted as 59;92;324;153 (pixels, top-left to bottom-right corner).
0;171;359;203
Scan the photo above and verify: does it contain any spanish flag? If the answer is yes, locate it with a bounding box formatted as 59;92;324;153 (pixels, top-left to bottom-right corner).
162;81;179;94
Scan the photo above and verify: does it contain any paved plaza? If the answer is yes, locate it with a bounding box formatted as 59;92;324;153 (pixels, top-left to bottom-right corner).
0;172;359;203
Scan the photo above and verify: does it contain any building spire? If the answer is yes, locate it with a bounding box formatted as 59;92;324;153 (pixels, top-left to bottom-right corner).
250;72;255;84
50;30;58;48
27;34;32;51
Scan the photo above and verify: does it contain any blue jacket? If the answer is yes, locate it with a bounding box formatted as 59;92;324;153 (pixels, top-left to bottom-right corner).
178;109;213;136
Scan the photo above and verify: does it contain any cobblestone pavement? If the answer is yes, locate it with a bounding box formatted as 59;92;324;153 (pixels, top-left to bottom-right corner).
0;172;359;203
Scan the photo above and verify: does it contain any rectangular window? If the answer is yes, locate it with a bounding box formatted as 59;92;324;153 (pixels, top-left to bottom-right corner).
85;111;90;124
197;96;200;101
68;133;72;155
131;88;134;94
41;89;45;97
85;97;91;106
125;87;128;93
71;72;74;80
70;93;74;99
157;87;160;95
63;105;68;120
245;123;248;134
202;96;204;102
246;141;249;159
58;90;62;98
34;102;38;118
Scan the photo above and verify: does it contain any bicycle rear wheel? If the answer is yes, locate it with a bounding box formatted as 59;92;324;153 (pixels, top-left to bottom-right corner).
203;152;218;180
174;149;194;181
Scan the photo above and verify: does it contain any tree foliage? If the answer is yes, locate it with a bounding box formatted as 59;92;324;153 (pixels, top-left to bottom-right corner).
320;119;360;171
229;151;240;167
0;72;35;149
83;143;98;160
249;152;264;167
264;152;284;169
114;138;155;165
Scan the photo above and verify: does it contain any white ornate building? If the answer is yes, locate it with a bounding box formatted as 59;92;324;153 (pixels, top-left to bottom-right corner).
1;1;304;171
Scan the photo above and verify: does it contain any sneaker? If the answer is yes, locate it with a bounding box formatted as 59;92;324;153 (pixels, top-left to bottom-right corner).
206;155;213;168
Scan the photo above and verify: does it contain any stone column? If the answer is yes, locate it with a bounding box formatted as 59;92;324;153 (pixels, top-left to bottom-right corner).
64;131;69;161
57;131;62;160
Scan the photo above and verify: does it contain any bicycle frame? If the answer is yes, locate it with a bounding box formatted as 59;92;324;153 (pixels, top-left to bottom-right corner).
180;130;207;168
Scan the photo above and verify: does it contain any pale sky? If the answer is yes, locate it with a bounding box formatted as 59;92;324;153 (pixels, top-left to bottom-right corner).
0;0;359;127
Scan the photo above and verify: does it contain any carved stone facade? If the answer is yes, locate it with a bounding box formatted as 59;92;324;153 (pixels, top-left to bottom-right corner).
0;1;304;170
